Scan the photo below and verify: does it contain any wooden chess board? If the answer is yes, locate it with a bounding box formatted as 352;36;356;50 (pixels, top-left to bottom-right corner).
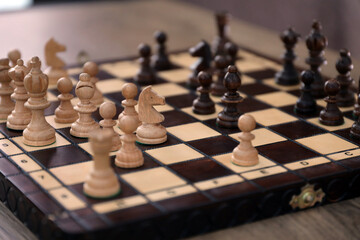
0;48;359;240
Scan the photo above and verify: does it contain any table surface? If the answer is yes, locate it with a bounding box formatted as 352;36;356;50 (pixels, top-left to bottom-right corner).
0;1;359;239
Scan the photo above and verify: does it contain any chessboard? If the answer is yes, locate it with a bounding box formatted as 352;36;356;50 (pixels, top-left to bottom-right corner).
0;48;360;240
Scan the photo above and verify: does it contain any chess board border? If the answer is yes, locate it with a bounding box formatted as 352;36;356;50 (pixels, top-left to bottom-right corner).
0;46;360;240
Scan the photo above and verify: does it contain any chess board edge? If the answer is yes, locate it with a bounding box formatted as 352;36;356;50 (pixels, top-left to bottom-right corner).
0;47;360;240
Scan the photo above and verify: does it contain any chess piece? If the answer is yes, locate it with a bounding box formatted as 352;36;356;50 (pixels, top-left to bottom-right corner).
212;11;232;56
216;65;243;128
83;61;103;105
225;42;238;66
305;20;328;98
335;49;354;107
118;83;140;126
7;59;31;130
294;70;317;114
134;43;156;85
23;57;56;146
351;82;360;139
275;27;300;86
70;73;100;138
211;55;228;96
99;102;121;152
83;129;121;199
188;40;212;89
8;49;21;68
353;77;360;119
319;79;344;126
115;109;144;168
232;114;259;166
152;31;172;70
193;71;215;114
54;77;78;123
136;86;167;145
43;38;68;85
0;59;15;120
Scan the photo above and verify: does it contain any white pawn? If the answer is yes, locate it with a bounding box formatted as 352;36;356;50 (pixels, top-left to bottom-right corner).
70;73;100;138
115;111;144;168
83;61;103;105
54;77;78;123
99;102;121;152
231;114;259;166
83;129;121;199
118;83;140;126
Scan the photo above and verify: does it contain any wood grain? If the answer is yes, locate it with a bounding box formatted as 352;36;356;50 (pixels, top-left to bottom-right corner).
0;1;359;240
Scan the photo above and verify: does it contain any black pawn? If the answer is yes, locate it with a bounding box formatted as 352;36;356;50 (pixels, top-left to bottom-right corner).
353;77;360;119
275;27;300;86
351;81;360;139
305;20;328;98
294;70;317;114
319;79;344;126
152;31;172;70
225;42;238;66
216;65;243;128
211;55;228;96
193;71;215;115
336;49;354;107
134;43;156;85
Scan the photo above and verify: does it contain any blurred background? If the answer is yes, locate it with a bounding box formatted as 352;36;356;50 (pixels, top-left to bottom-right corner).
1;0;359;63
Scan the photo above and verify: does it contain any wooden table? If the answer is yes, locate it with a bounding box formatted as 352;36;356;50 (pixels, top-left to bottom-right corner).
0;1;359;239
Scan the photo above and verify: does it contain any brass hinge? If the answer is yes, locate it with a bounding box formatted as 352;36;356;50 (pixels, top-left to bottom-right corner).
290;184;325;209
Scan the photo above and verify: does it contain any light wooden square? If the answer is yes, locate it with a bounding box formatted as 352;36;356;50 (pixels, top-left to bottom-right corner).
47;92;58;102
167;122;221;141
0;139;23;156
328;149;360;161
30;170;62;190
169;53;194;68
51;161;92;185
12;133;71;152
67;67;82;75
214;153;276;173
96;78;126;94
49;187;86;211
158;69;191;83
236;59;265;72
151;83;188;97
181;104;222;121
79;142;117;156
263;78;301;91
46;115;73;129
307;117;354;131
10;154;42;172
229;128;287;147
122;167;187;194
146;144;204;165
100;61;139;78
296;133;358;155
248;108;298;126
255;91;298;107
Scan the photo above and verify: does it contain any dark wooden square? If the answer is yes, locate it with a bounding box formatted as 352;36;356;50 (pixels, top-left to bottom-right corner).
166;93;197;109
169;158;233;182
57;128;88;144
30;145;91;168
203;119;241;135
238;97;272;113
113;154;160;175
244;68;277;80
187;136;238;156
257;141;320;164
0;123;23;138
162;110;196;127
269;120;326;139
279;105;323;119
240;83;277;96
137;134;181;151
333;128;360;145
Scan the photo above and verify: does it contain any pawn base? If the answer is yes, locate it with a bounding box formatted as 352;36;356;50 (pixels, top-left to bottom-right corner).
83;170;121;199
210;82;227;97
275;71;299;86
136;123;167;145
23;131;56;147
70;121;100;138
192;100;215;115
319;110;344;126
115;149;144;168
134;73;156;85
216;111;241;129
7;114;31;131
350;122;360;139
